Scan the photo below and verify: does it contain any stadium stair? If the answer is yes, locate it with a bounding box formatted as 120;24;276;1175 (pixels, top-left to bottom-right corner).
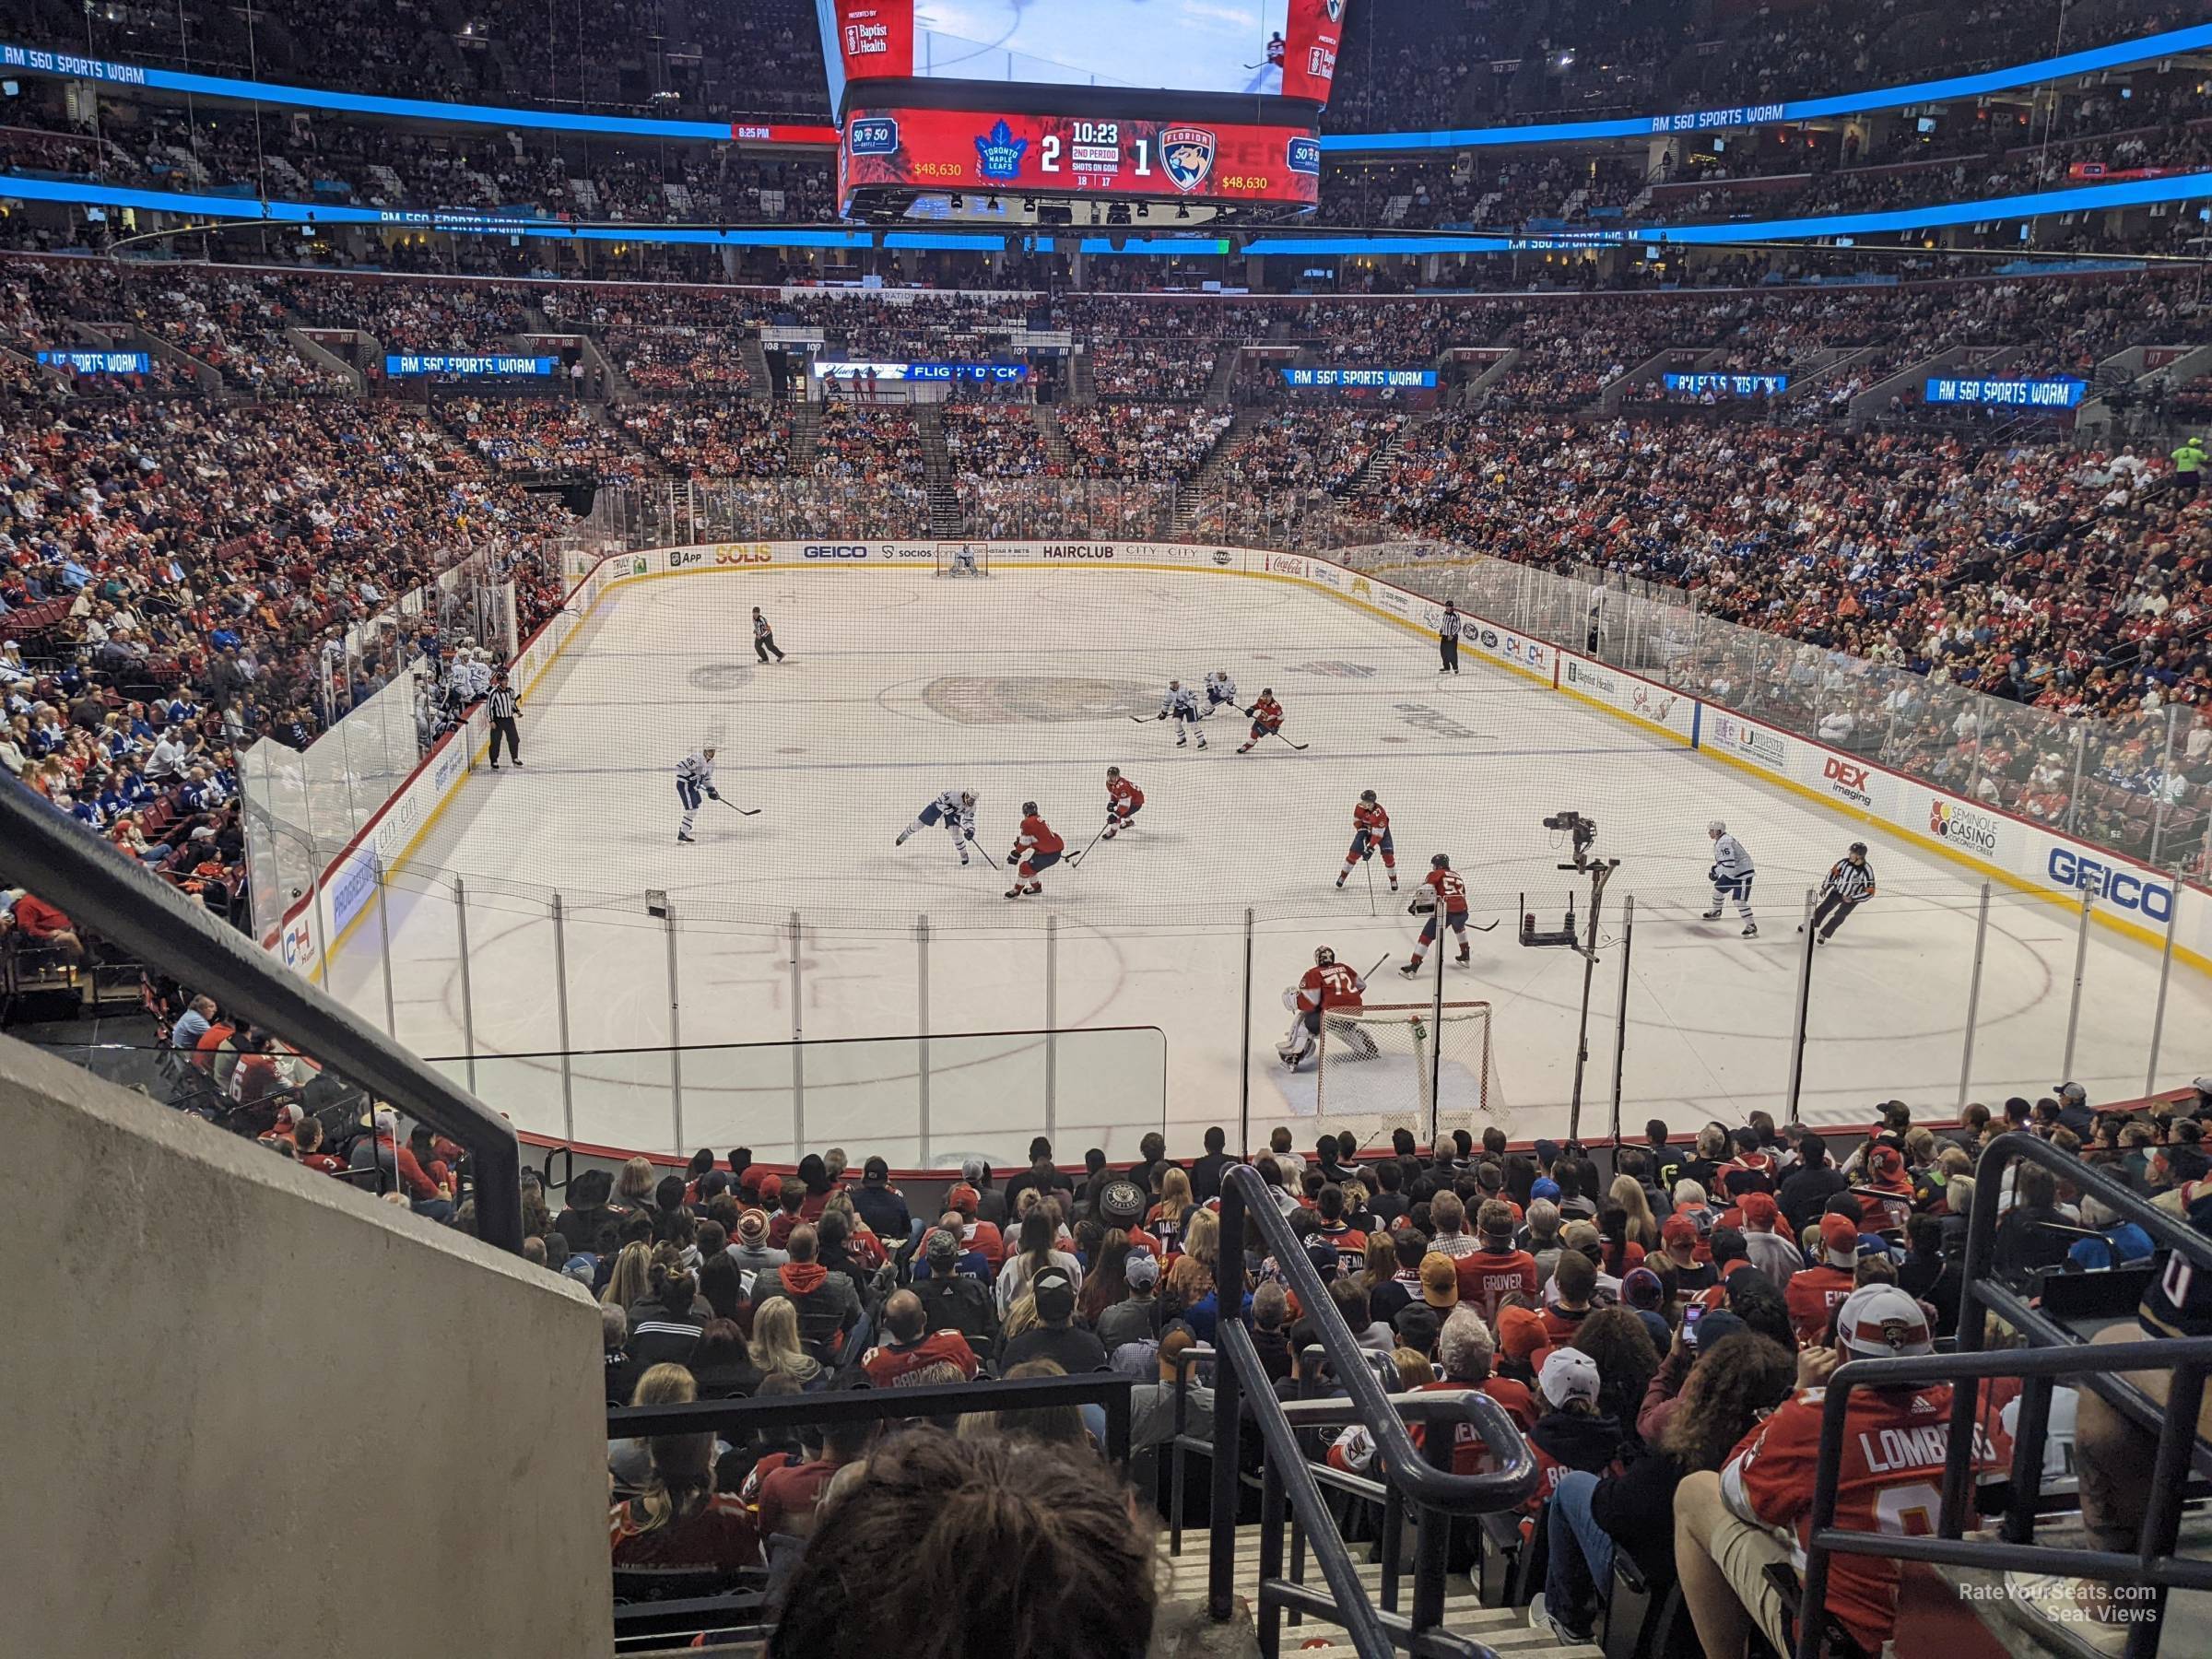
1354;417;1427;497
1163;1524;1602;1658
1072;350;1099;406
1207;348;1240;407
786;400;819;470
1035;405;1075;469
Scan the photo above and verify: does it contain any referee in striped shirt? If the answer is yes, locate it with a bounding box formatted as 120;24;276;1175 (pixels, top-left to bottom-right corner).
1803;841;1875;943
487;670;523;770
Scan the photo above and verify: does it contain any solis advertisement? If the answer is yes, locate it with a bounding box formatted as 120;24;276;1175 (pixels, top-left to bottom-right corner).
830;0;1346;103
841;107;1323;206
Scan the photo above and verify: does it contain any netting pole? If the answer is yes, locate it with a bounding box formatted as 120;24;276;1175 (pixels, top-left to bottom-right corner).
1956;884;1992;1113
1784;888;1816;1126
453;875;477;1094
789;911;806;1154
2149;704;2179;865
917;915;934;1169
1429;924;1445;1152
1238;907;1254;1159
2147;894;2179;1096
1044;912;1058;1147
665;897;684;1158
372;858;397;1039
1608;895;1635;1148
551;891;575;1145
2062;883;2093;1080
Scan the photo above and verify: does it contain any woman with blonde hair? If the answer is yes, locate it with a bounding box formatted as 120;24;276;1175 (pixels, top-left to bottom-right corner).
601;1240;653;1310
747;1297;826;1391
607;1362;758;1574
609;1361;698;1493
1608;1174;1660;1251
614;1155;659;1210
1147;1165;1195;1253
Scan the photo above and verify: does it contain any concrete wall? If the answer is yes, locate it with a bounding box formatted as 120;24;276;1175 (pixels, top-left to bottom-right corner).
0;1035;612;1659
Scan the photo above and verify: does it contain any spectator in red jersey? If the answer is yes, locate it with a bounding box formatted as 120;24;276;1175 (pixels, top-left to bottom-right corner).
756;1417;876;1543
1458;1199;1539;1326
1675;1285;2000;1659
1540;1249;1598;1348
609;1392;760;1577
1312;1183;1369;1276
290;1117;347;1175
1658;1213;1717;1291
769;1430;1157;1659
1786;1212;1864;1347
862;1290;980;1387
767;1177;809;1250
945;1182;1005;1267
11;892;84;961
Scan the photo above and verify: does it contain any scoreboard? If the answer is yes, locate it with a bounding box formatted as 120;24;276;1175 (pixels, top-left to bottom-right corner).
841;108;1322;209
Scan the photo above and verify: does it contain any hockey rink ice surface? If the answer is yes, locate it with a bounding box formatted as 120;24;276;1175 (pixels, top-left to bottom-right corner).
330;567;2212;1163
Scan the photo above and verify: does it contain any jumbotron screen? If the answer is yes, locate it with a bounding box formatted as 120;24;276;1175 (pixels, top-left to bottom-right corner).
821;0;1347;104
840;107;1323;208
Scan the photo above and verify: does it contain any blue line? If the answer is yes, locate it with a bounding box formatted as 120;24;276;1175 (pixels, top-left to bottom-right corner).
1323;23;2212;152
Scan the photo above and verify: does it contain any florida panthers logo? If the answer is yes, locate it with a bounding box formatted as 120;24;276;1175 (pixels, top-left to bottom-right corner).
1325;0;1345;18
1159;127;1217;194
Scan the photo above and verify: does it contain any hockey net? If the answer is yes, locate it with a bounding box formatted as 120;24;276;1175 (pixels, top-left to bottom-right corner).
1313;1001;1506;1151
935;541;989;576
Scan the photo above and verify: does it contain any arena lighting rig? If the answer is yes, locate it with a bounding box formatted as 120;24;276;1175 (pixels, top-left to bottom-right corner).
821;0;1349;220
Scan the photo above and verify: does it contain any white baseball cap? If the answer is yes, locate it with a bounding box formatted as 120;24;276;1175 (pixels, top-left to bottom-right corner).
1835;1284;1934;1359
1538;1347;1602;1410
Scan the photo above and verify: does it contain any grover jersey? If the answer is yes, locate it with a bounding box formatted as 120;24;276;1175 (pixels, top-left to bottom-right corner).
1108;776;1144;812
1724;1384;2002;1655
1353;800;1390;834
1248;696;1283;729
1297;962;1366;1013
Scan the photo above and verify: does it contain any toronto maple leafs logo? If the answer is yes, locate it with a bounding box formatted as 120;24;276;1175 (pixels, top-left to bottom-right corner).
973;119;1030;182
1159;126;1217;194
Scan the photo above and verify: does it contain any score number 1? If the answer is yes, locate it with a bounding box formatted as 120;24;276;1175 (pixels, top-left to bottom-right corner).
1039;124;1153;178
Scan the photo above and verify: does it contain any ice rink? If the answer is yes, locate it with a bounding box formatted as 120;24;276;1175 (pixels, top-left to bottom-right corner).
327;565;2212;1164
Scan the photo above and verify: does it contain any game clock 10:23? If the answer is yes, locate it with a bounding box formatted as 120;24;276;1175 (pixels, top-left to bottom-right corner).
840;108;1322;207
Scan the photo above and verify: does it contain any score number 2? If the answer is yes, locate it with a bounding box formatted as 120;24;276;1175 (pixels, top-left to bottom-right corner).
1039;135;1153;176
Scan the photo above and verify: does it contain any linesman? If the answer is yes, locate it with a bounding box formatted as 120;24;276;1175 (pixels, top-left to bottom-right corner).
1802;841;1876;943
486;670;523;770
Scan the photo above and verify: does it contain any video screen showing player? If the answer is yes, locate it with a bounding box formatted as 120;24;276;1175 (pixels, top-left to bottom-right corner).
912;0;1291;95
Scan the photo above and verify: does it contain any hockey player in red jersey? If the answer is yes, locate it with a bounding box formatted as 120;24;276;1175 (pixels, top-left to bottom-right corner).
1102;766;1144;839
1237;689;1285;754
1006;801;1065;899
1336;791;1398;890
1400;853;1472;975
1277;946;1368;1070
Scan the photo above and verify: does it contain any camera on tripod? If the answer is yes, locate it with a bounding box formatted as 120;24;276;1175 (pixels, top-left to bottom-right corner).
1543;809;1604;870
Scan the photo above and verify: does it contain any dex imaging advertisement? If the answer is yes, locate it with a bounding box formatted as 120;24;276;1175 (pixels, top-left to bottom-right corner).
828;0;1345;102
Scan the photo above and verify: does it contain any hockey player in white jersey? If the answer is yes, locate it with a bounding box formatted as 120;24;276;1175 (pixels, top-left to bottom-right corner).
676;747;718;843
1157;680;1206;747
1703;820;1758;936
1202;669;1239;715
895;788;982;863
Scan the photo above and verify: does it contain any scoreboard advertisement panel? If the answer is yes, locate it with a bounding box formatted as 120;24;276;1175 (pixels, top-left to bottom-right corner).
841;107;1322;207
828;0;1346;104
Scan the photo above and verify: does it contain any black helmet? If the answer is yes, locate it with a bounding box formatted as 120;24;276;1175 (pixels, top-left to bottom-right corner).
1359;789;1377;804
1022;801;1039;816
1261;687;1273;697
1848;841;1867;855
1431;853;1450;869
1314;946;1335;966
1106;766;1121;779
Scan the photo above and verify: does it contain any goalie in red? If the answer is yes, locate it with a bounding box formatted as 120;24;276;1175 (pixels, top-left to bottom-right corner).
1336;791;1398;891
1400;853;1472;975
1005;801;1065;900
1102;766;1144;839
1237;688;1285;754
1277;946;1374;1071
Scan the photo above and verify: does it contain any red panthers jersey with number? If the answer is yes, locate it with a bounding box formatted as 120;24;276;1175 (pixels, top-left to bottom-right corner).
1017;815;1065;856
1423;866;1469;915
1298;962;1366;1012
1353;800;1389;833
1724;1383;2002;1655
1108;776;1143;811
1251;696;1283;728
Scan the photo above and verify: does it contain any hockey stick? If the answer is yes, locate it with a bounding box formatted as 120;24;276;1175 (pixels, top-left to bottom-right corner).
717;797;763;818
1268;729;1309;752
1364;854;1376;918
1065;823;1111;868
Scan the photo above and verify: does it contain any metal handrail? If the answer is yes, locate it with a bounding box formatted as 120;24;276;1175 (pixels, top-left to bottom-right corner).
1208;1162;1539;1654
1797;1337;2212;1659
0;783;524;1251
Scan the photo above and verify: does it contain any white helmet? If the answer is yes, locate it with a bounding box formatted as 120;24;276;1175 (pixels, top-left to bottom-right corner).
1708;820;1726;838
960;790;977;806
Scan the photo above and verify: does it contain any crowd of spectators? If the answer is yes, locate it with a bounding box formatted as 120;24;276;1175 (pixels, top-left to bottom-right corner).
941;406;1054;479
1088;339;1218;401
616;402;791;478
811;406;927;484
403;1085;2212;1653
439;396;638;478
1059;406;1233;480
